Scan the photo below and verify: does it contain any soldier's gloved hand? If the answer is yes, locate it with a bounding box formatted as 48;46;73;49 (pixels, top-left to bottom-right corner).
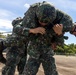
53;24;63;35
29;27;46;35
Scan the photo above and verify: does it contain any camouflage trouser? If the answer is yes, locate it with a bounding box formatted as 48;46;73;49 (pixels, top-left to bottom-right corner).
2;35;27;75
2;46;27;75
22;44;58;75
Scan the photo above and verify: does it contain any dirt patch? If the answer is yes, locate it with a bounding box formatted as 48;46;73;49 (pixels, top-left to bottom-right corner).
0;55;76;75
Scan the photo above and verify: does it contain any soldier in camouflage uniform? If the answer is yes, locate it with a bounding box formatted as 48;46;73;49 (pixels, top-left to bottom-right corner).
2;17;27;75
21;1;62;75
11;1;76;75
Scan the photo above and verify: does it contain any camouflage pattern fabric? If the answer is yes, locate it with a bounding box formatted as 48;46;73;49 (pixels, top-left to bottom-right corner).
22;37;58;75
16;0;72;75
22;9;59;75
13;2;73;44
12;1;73;75
2;34;27;75
2;18;27;75
22;24;59;75
36;1;56;23
53;9;73;32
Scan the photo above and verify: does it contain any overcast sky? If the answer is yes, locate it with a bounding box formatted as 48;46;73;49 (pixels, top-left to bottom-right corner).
0;0;76;44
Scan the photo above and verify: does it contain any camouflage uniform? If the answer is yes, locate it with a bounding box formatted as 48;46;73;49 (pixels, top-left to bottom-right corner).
2;18;27;75
53;9;73;32
13;1;73;75
21;1;58;75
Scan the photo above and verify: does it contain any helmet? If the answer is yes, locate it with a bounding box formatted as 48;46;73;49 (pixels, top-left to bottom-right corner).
12;17;23;26
36;2;56;23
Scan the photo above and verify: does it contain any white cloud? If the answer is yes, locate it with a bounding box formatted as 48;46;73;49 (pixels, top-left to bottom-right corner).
0;0;25;7
0;9;16;33
49;0;76;11
0;19;13;31
0;9;17;20
24;3;30;8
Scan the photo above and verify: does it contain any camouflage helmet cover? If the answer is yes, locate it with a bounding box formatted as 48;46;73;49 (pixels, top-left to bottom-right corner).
12;17;23;26
36;2;56;23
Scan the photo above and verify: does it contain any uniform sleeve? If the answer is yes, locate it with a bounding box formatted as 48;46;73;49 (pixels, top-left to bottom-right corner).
22;6;38;37
59;14;73;32
56;9;73;32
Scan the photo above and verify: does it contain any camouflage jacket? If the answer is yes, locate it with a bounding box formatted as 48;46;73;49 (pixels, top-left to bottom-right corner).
22;2;73;34
13;1;73;46
53;9;73;32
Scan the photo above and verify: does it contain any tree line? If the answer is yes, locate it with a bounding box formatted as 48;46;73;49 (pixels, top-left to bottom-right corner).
55;44;76;55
